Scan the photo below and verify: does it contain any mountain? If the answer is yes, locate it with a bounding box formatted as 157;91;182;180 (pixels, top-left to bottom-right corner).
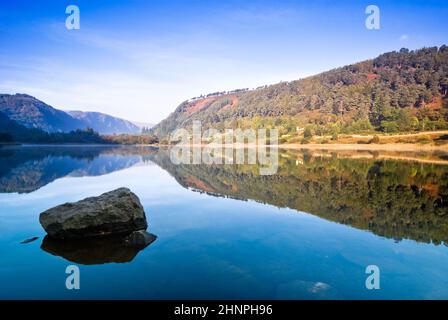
68;111;141;135
0;110;43;142
0;110;110;144
0;94;146;135
0;94;84;132
152;46;448;139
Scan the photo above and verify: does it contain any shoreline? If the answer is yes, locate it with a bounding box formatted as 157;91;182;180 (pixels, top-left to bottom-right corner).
279;143;448;152
160;142;448;152
2;142;448;152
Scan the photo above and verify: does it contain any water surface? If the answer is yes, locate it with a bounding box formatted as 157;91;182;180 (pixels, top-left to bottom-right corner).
0;145;447;299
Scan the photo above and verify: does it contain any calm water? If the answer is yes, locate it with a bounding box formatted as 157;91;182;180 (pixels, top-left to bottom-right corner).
0;145;447;299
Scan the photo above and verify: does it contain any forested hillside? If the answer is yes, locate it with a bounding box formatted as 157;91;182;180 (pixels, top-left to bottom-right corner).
153;46;448;139
0;111;110;144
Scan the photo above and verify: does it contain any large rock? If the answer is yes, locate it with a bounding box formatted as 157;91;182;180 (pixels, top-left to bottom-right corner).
39;188;148;239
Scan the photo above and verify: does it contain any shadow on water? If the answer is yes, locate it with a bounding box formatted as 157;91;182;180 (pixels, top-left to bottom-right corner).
41;233;157;265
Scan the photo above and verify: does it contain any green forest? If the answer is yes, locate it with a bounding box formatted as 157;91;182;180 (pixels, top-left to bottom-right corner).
153;46;448;139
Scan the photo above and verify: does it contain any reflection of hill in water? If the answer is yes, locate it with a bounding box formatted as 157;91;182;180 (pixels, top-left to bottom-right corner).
2;146;448;245
0;146;157;193
150;149;448;245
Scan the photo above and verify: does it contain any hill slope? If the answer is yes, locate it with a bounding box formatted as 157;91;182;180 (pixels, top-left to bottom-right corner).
0;94;145;134
0;111;108;144
152;46;448;139
0;111;42;142
0;94;84;132
68;111;140;135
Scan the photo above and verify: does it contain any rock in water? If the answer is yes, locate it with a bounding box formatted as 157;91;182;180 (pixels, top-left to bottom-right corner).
124;230;157;249
20;236;39;244
39;188;148;239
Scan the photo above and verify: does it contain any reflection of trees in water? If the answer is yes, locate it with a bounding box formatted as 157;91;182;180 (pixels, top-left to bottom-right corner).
0;146;158;193
151;149;448;245
2;146;447;245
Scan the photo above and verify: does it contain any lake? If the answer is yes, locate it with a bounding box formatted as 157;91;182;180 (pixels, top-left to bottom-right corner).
0;145;447;299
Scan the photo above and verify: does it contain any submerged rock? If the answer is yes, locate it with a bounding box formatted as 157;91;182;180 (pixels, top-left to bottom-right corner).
20;236;39;244
124;230;157;249
39;188;147;239
41;231;157;265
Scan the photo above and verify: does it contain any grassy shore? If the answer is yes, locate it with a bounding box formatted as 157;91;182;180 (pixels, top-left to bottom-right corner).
282;130;448;151
280;142;448;152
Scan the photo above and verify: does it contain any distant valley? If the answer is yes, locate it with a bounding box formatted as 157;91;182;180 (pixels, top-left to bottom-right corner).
68;111;141;135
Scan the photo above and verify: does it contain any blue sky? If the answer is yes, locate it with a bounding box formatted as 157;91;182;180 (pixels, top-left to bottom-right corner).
0;0;447;123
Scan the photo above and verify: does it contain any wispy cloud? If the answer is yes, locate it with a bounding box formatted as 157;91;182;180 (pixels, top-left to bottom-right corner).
0;18;309;122
399;34;409;41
